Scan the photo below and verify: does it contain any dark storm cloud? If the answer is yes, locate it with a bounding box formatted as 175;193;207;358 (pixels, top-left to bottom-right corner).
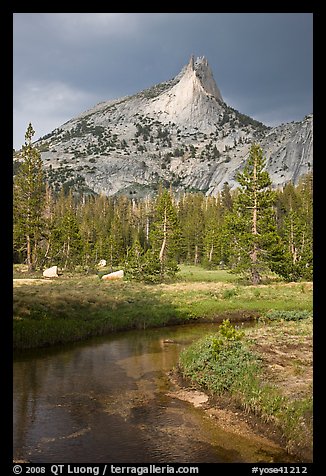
13;13;313;149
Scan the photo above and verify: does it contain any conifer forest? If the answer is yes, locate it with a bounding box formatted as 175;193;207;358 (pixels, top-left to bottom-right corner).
13;124;312;284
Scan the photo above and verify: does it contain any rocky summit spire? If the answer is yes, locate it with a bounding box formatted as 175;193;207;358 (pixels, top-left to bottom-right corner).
183;55;223;102
189;54;195;70
144;55;224;129
193;56;223;102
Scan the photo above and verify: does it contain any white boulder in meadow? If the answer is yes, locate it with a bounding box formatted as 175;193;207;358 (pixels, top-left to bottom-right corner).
98;259;107;267
101;270;124;281
43;266;59;278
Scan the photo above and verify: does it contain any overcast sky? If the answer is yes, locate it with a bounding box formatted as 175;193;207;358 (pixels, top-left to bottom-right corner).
13;13;313;150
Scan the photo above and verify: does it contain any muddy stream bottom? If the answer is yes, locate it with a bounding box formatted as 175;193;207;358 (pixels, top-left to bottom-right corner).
13;323;297;463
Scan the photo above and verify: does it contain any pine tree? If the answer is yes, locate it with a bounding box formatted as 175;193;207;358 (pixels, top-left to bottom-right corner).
275;174;313;281
107;213;125;270
296;173;313;280
124;238;145;281
150;189;180;279
50;190;82;270
202;195;225;268
179;193;205;265
13;123;45;272
92;194;115;267
221;182;233;212
41;182;56;269
230;143;278;284
203;221;221;267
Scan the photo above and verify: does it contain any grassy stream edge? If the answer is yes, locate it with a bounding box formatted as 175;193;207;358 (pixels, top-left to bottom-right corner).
178;317;312;462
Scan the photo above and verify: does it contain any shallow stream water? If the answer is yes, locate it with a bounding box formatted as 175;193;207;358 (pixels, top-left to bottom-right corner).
13;323;295;463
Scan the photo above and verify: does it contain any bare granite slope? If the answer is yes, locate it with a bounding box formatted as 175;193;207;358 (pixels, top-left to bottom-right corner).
22;56;312;196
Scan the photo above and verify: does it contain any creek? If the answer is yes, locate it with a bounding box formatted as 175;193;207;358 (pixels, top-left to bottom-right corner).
13;323;295;463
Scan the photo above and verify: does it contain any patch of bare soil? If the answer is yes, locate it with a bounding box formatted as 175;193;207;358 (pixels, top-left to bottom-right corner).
247;320;313;400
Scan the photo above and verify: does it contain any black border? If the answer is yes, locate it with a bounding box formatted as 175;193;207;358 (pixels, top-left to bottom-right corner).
8;8;319;475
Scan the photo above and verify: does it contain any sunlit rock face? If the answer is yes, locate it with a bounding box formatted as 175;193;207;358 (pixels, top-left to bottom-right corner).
29;56;312;197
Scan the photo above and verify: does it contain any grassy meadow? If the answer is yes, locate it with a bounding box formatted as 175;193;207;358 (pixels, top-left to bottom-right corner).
13;264;312;350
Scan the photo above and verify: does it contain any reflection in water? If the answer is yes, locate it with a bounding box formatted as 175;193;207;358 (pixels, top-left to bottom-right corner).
14;324;295;463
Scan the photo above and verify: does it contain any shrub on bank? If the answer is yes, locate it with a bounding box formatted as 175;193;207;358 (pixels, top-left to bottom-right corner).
179;320;259;394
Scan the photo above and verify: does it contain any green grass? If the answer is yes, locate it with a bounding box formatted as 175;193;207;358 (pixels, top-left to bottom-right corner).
13;278;183;349
164;280;312;319
177;265;238;283
13;265;313;350
263;310;312;321
179;318;313;460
